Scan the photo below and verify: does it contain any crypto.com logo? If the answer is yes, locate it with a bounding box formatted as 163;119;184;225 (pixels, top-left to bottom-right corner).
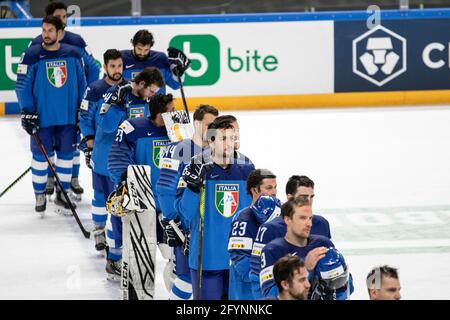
352;25;407;87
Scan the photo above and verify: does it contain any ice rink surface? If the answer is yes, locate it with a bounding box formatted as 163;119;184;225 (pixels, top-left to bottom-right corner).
1;105;450;299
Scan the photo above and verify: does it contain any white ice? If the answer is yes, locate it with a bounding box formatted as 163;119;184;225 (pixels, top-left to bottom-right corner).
1;105;450;299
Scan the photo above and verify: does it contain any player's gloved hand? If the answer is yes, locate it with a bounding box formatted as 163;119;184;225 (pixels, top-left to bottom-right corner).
160;218;184;247
21;110;39;135
167;47;191;77
106;171;132;217
182;153;213;193
78;136;94;169
251;195;282;224
183;232;190;256
309;281;336;300
110;80;132;106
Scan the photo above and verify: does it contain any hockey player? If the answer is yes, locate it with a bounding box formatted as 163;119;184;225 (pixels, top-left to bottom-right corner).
367;265;401;300
157;104;219;300
15;15;86;214
32;2;100;199
78;49;123;252
122;29;189;92
92;67;164;279
249;175;331;299
259;196;334;298
228;169;280;300
179;118;255;300
273;255;310;300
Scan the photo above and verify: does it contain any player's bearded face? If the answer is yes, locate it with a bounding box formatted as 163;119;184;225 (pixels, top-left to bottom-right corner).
133;44;151;60
288;268;310;300
53;9;67;27
137;83;160;100
105;59;123;81
212;129;235;160
42;24;59;46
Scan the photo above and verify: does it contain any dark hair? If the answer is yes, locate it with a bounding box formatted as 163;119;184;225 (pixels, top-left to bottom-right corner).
246;169;276;196
366;265;399;290
134;67;164;88
216;114;237;123
103;49;122;65
149;94;174;120
193;105;219;121
281;196;311;219
206;118;234;142
42;15;64;31
132;29;155;47
45;1;67;16
285;175;315;196
273;254;306;292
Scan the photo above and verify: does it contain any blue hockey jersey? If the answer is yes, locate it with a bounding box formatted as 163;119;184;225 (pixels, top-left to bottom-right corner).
156;139;204;229
31;31;99;85
78;78;112;140
108;117;170;212
249;214;332;299
260;235;334;298
16;43;86;128
121;49;179;92
91;82;149;176
178;155;255;271
228;207;262;300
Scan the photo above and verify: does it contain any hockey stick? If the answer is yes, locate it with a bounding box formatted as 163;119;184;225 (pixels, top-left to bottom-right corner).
196;184;206;300
33;133;91;239
175;69;190;122
0;166;31;199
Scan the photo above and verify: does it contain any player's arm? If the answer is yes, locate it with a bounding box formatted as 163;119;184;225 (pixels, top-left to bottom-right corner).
228;218;255;282
108;120;136;186
78;86;98;140
259;245;280;298
75;57;87;106
156;144;182;221
81;47;100;85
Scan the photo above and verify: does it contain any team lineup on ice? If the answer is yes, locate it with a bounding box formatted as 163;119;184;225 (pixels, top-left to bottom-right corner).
1;1;450;301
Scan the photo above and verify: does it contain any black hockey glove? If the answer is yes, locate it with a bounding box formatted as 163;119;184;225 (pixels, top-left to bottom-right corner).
21;110;39;135
160;219;184;247
110;80;132;106
78;136;94;169
167;47;191;78
182;153;213;193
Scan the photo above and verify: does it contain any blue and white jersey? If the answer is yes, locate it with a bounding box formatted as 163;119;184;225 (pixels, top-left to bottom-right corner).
108;117;170;211
78;78;112;140
260;235;335;298
178;152;255;271
31;31;100;85
91;82;149;176
15;43;86;128
228;206;262;300
249;214;332;299
121;49;179;92
156;139;204;229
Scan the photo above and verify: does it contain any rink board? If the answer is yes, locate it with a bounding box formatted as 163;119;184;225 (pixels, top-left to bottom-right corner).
1;9;450;113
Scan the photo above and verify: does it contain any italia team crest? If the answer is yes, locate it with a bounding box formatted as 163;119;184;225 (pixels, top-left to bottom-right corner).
152;140;171;168
46;61;67;88
215;184;239;218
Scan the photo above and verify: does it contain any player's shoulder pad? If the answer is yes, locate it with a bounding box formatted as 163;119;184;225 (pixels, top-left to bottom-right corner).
64;31;87;48
118;120;135;135
149;50;170;68
30;35;42;46
309;234;334;247
19;44;42;65
59;43;83;59
313;214;330;226
120;49;134;63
